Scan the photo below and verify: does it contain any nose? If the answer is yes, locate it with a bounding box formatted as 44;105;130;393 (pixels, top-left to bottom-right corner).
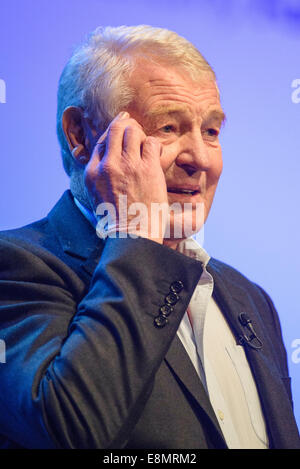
175;130;211;176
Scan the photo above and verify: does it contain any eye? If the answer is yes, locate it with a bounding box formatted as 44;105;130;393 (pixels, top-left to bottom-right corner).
203;128;219;140
207;128;218;136
160;124;176;133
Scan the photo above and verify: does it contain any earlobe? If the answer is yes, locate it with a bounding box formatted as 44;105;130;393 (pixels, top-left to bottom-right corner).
71;145;89;165
62;106;90;166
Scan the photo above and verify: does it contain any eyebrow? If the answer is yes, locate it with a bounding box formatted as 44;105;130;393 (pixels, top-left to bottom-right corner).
203;109;227;127
144;104;226;126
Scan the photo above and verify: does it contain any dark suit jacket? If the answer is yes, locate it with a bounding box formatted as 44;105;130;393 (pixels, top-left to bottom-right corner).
0;190;299;449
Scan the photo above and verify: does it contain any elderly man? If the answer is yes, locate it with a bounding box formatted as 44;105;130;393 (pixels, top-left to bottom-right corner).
0;25;299;449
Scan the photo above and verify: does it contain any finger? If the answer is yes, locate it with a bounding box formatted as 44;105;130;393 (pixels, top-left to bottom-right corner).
90;112;129;161
123;124;146;160
104;112;131;159
141;136;162;162
95;111;131;146
94;129;109;160
95;126;109;147
91;113;126;163
104;115;144;161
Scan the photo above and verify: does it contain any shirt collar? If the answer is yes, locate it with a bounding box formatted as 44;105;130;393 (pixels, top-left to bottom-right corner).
74;197;98;228
176;236;211;267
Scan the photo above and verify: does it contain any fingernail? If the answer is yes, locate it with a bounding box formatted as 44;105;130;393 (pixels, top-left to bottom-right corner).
118;111;129;119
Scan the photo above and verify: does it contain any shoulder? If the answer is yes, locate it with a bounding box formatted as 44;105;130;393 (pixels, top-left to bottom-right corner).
208;256;285;344
1;217;50;246
208;256;280;322
209;256;279;302
0;218;84;296
208;256;263;294
0;217;65;264
0;191;78;258
209;255;278;309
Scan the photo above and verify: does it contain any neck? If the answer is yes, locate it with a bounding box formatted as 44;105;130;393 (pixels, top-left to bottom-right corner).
163;238;182;250
70;171;93;212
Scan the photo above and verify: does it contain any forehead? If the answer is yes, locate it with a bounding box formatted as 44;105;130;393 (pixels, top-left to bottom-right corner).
128;60;223;122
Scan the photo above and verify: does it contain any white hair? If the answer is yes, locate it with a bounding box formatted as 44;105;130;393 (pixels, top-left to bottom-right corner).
56;25;216;176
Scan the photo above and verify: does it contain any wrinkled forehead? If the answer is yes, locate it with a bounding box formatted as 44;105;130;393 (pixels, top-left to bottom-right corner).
128;61;223;123
130;58;217;91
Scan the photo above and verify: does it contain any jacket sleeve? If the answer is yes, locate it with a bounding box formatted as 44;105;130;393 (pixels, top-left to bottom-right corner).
0;236;202;448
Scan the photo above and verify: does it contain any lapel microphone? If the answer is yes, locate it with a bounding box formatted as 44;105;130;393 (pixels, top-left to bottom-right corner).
238;312;263;350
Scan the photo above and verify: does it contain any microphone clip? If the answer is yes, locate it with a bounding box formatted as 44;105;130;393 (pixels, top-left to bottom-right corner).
238;312;263;350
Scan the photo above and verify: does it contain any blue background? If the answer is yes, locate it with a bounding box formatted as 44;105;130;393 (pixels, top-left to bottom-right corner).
0;0;299;431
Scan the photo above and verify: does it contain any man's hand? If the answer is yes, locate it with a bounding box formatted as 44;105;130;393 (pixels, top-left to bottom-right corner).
84;112;169;243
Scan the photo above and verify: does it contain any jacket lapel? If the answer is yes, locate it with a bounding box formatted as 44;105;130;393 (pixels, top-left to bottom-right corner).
47;190;104;284
165;336;227;447
207;259;300;448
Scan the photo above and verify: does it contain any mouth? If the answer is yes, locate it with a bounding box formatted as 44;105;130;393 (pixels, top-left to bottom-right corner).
167;188;200;196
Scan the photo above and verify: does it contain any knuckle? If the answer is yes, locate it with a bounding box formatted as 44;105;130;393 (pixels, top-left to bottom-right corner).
95;142;106;155
124;125;136;136
143;136;160;155
128;118;143;129
101;159;114;174
121;156;138;174
109;121;124;133
83;166;95;187
125;124;144;137
146;136;158;145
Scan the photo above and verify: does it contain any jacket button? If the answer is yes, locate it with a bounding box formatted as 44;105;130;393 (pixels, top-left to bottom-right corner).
159;304;173;317
154;315;168;328
165;292;179;305
170;280;184;293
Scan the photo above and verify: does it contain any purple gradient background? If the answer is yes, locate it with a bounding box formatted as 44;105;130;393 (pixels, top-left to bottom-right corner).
0;0;299;431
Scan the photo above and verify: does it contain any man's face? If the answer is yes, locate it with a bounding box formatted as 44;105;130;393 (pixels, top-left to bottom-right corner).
126;60;224;244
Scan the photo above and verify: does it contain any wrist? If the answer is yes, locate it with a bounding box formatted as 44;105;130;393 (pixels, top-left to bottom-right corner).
96;222;163;244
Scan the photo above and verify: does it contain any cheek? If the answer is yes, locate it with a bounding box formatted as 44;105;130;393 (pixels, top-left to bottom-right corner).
158;139;223;186
158;142;180;173
208;148;223;183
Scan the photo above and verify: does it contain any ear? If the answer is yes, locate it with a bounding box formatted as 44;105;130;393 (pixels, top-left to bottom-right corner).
62;106;93;166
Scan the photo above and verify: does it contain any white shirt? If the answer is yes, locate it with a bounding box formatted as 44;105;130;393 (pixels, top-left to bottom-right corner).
177;237;268;449
74;198;268;449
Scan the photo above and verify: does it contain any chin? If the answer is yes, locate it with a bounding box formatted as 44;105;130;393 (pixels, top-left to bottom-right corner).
164;206;206;241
